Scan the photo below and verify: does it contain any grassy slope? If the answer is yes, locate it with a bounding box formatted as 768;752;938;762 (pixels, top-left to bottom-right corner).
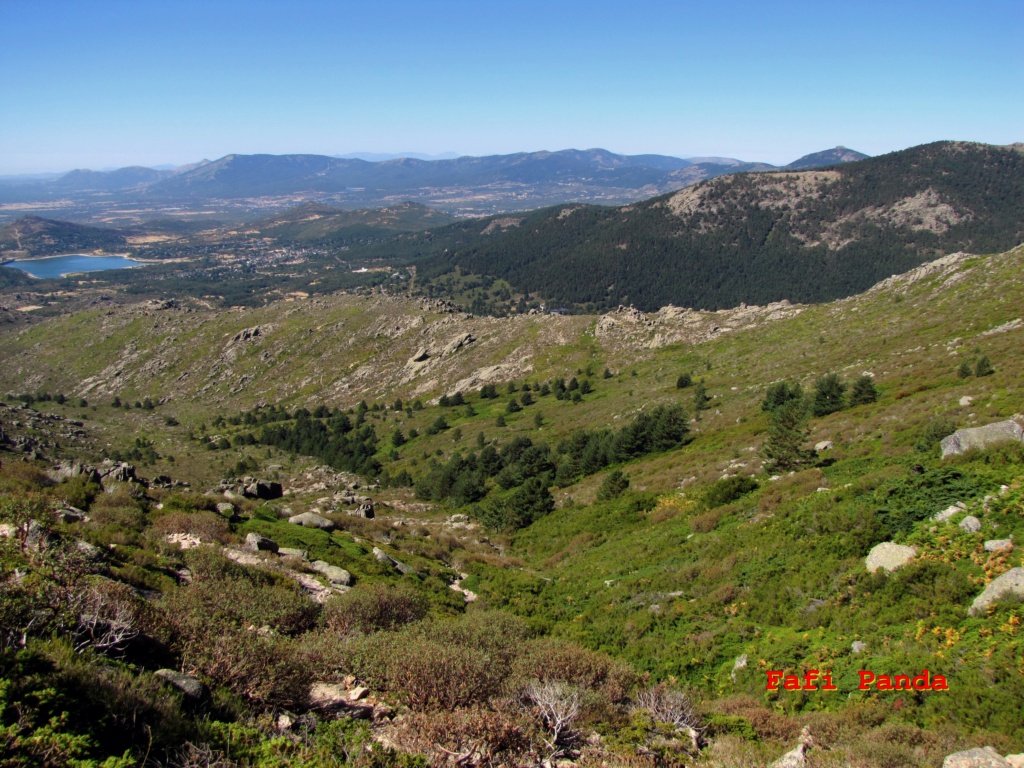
2;245;1023;749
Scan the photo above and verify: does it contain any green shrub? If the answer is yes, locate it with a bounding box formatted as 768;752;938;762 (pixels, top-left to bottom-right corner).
702;476;758;509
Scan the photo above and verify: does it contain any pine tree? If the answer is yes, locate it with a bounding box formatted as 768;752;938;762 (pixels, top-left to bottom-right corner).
762;399;812;471
975;355;994;377
812;373;846;417
848;375;878;406
957;361;972;379
596;469;630;501
693;380;711;412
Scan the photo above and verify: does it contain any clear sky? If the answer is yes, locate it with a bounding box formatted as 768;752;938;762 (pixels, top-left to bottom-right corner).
1;0;1021;174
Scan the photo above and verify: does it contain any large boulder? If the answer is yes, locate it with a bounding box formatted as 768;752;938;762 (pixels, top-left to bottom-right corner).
245;532;278;553
984;539;1013;553
244;480;283;500
941;420;1024;459
969;568;1024;616
288;512;335;531
942;747;1013;768
865;542;916;573
100;461;137;483
959;516;982;533
154;669;208;701
310;560;352;586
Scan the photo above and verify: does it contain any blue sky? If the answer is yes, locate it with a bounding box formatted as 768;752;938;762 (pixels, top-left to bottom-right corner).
1;0;1020;173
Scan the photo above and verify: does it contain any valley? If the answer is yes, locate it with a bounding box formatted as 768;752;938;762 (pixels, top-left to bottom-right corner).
2;143;1024;768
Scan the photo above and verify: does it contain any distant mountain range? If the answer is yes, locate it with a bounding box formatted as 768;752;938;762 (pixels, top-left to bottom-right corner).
0;147;869;217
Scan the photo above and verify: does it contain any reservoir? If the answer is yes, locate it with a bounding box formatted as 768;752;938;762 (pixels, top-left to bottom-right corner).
2;254;146;279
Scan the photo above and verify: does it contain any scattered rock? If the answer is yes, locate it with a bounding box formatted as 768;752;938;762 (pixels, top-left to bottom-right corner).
349;502;374;519
349;686;369;701
851;641;867;654
58;506;88;523
941;420;1024;458
731;653;748;682
984;539;1013;553
76;539;102;559
442;332;475;356
959;516;982;533
770;727;814;768
865;542;916;573
960;396;974;407
0;523;15;538
216;502;236;517
934;502;967;522
166;533;203;550
24;520;50;551
814;440;834;452
310;560;352;586
288;512;335;530
969;568;1024;616
308;683;371;717
942;747;1012;768
245;532;278;553
154;669;208;701
278;547;309;560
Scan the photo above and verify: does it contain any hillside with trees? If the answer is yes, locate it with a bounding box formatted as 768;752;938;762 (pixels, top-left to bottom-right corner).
381;141;1024;311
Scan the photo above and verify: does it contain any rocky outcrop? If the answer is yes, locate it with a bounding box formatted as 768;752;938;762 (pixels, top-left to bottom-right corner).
941;420;1024;458
942;747;1013;768
969;568;1024;616
865;542;916;573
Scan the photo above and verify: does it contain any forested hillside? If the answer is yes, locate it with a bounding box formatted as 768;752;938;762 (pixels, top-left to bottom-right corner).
381;142;1024;311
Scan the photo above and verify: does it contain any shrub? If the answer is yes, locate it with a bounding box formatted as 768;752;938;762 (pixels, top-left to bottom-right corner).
321;583;429;635
975;355;994;377
676;373;693;389
346;632;506;711
915;416;958;453
702;476;758;509
596;470;630;501
403;707;534;765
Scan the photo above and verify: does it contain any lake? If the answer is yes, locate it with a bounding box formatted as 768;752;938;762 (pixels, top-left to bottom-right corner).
2;254;147;279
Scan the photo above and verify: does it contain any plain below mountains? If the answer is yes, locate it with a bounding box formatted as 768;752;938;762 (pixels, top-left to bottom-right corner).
0;146;868;214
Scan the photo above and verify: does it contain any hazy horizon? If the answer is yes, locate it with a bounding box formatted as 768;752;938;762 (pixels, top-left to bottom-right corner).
1;0;1021;175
